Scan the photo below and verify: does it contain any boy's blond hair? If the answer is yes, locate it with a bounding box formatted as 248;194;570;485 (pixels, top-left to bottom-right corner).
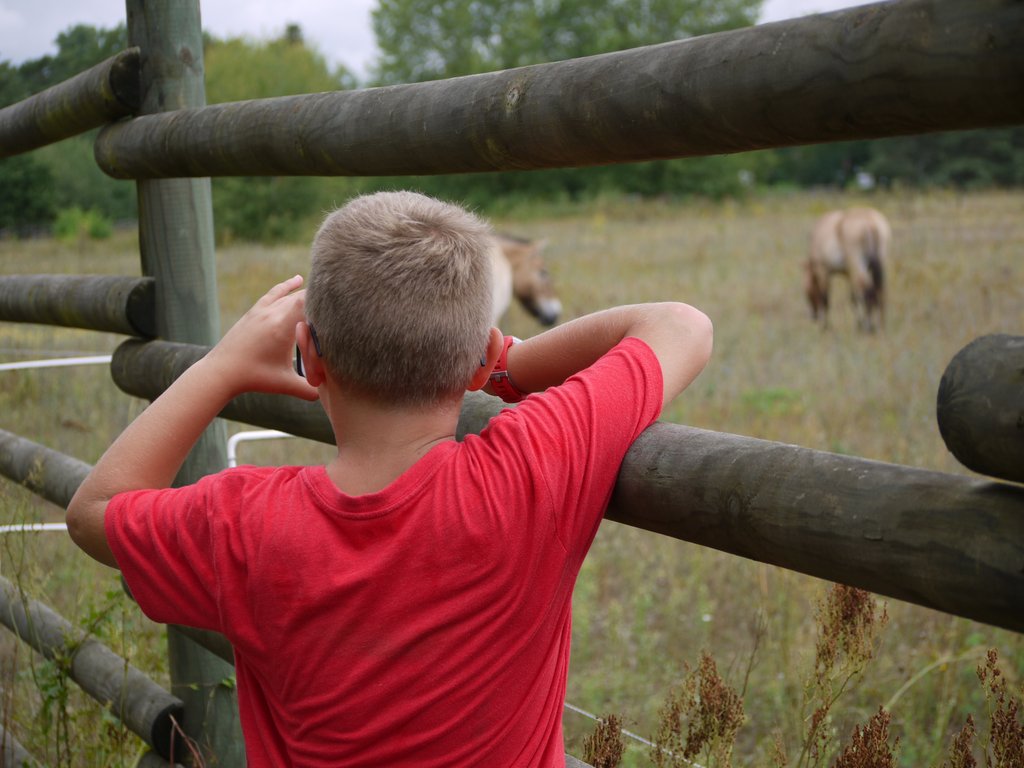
306;191;494;407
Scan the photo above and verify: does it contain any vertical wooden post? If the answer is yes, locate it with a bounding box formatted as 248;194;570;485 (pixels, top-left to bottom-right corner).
125;1;245;764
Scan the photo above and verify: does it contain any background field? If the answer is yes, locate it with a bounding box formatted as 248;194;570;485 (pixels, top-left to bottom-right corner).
0;188;1021;765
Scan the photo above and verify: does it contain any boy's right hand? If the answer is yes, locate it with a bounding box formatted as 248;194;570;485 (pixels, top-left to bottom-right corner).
205;275;320;402
67;275;319;569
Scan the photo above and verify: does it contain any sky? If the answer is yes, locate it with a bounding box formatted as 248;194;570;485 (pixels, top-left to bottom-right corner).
0;0;876;82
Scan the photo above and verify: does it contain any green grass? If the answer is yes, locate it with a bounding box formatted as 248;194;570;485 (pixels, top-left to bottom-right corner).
0;189;1022;765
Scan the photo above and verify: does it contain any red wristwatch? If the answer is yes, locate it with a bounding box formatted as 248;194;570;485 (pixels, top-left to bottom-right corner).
489;335;525;403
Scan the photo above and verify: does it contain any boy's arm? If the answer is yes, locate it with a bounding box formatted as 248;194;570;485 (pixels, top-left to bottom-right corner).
495;302;713;411
66;276;319;568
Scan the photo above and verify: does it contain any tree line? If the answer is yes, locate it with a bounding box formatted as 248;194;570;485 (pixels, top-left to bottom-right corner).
2;1;1023;241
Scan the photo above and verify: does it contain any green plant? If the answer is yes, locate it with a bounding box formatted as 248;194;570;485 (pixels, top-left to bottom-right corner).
801;585;888;767
53;207;112;243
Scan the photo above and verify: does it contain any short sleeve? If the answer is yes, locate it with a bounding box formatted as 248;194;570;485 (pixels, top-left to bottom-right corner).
105;479;222;630
479;337;663;556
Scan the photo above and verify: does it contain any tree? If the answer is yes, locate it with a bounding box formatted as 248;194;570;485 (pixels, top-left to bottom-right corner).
204;31;354;103
0;61;30;107
204;28;358;241
371;0;762;85
866;128;1024;190
0;155;56;234
0;24;133;230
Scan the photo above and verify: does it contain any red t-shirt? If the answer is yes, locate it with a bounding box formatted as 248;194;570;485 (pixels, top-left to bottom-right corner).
106;337;662;767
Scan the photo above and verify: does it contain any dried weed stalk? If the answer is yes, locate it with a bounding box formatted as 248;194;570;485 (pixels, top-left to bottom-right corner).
941;714;977;768
976;648;1024;768
582;713;625;768
832;707;899;768
794;584;888;768
650;651;745;768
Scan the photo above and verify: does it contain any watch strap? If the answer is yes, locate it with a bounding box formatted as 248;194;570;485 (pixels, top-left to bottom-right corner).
489;335;524;403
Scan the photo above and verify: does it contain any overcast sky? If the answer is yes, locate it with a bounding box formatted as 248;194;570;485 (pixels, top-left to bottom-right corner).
1;0;876;81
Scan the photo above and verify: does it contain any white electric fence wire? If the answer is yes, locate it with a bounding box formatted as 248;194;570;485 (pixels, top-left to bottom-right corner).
0;356;95;550
0;348;108;357
0;358;105;539
0;524;69;568
0;523;67;534
562;701;690;763
0;355;112;372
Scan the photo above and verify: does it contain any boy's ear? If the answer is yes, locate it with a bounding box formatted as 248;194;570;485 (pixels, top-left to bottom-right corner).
467;327;504;392
295;321;327;387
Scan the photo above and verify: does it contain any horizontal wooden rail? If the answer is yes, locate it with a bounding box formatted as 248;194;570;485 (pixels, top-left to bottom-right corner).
0;429;90;509
94;0;1024;180
937;334;1024;485
0;575;183;759
0;48;140;159
607;421;1024;634
0;275;155;337
111;340;334;443
108;339;1024;633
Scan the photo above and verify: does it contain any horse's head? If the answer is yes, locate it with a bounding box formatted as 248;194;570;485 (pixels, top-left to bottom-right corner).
500;236;562;326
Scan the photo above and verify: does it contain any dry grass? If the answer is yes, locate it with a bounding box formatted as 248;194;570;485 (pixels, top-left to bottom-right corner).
0;189;1021;765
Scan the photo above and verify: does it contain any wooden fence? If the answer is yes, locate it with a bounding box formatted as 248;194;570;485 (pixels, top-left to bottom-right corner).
0;0;1022;764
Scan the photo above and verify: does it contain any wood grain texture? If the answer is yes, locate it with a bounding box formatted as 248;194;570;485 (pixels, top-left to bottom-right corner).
937;334;1024;484
95;0;1024;179
0;428;91;508
0;275;154;337
0;48;139;158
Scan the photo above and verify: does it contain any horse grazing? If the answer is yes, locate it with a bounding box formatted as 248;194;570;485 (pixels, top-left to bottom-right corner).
805;207;892;332
490;234;562;326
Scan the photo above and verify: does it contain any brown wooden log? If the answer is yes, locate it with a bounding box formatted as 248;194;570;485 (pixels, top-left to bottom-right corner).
95;0;1024;179
936;334;1024;485
0;48;139;158
0;575;183;759
0;429;90;509
110;340;334;443
0;275;155;337
607;422;1024;634
107;339;1024;633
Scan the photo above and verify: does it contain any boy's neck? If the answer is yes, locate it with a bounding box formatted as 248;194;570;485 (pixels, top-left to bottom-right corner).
320;384;463;497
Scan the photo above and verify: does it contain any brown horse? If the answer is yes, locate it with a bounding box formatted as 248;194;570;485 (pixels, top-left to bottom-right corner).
490;234;562;326
805;207;892;332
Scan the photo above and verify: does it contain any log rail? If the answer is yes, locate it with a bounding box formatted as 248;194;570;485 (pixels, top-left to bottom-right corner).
93;0;1024;179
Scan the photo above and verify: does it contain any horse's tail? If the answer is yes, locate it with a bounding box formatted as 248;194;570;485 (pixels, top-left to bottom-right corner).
863;227;885;321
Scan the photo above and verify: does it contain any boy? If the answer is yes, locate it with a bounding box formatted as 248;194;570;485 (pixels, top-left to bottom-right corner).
67;191;712;766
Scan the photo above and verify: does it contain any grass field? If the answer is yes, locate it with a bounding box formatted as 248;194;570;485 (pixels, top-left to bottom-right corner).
0;189;1021;765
